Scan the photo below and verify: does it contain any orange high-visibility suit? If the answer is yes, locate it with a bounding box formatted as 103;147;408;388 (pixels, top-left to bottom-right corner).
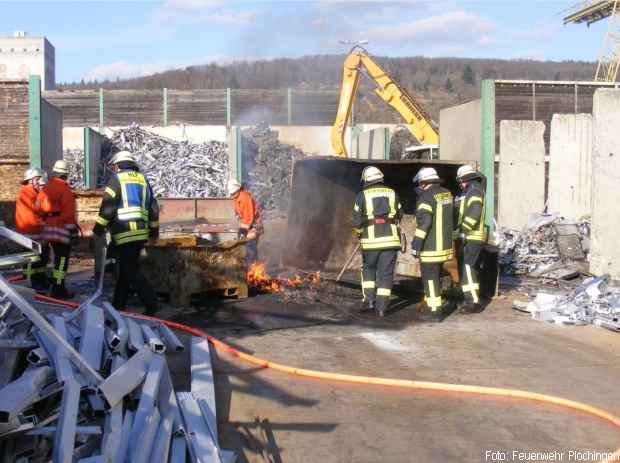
232;189;263;263
15;184;48;287
15;184;44;239
37;176;76;297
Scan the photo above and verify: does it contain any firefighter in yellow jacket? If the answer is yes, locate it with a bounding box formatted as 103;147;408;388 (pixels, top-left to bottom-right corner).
352;166;403;317
454;165;486;313
411;167;454;322
93;151;160;315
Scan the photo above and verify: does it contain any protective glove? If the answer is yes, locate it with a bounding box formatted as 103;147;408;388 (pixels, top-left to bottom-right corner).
237;228;248;240
411;248;419;258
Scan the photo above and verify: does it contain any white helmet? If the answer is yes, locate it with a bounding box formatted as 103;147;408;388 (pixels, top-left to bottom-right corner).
412;167;440;185
456;164;480;182
52;159;69;176
227;178;242;196
361;166;384;185
23;167;44;183
109;150;136;165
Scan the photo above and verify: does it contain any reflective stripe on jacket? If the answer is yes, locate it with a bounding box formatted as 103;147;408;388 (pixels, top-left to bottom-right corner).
352;184;403;251
37;176;76;244
93;168;159;245
412;184;454;263
455;181;485;242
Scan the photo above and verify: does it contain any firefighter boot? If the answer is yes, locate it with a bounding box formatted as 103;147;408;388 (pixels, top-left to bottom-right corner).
376;299;388;317
459;302;482;314
361;299;376;313
50;283;74;300
30;273;49;293
416;303;445;323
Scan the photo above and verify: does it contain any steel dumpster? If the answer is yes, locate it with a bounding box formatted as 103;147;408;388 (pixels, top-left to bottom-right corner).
141;236;248;305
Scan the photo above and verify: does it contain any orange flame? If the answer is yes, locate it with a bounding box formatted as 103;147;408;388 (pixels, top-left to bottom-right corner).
247;262;321;293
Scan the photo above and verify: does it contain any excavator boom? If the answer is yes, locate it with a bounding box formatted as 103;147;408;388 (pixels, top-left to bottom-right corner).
331;48;439;158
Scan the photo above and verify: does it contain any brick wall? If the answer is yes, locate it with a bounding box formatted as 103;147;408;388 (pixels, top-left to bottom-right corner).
0;81;29;160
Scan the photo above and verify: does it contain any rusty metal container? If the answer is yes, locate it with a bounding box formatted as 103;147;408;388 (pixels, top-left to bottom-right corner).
141;236;248;305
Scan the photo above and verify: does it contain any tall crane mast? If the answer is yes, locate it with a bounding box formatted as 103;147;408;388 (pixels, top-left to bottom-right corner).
564;0;620;82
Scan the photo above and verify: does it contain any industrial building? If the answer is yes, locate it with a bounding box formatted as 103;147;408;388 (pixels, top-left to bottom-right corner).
0;31;55;91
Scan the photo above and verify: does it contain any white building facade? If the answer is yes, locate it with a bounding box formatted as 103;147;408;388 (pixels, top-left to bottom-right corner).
0;32;55;90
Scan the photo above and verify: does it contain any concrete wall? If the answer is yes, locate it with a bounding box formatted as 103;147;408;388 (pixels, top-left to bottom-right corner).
352;127;389;159
439;99;481;162
498;120;546;229
590;89;620;279
548;114;592;219
40;97;63;172
85;128;103;188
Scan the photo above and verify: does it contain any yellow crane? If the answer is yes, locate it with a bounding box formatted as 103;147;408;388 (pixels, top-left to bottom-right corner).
331;45;438;158
564;0;620;82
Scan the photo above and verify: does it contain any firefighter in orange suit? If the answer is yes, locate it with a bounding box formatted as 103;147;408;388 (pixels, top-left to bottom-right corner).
15;168;48;291
228;179;263;264
37;160;76;299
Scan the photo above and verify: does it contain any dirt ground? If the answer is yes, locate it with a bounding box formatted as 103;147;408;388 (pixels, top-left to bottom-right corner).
130;270;620;463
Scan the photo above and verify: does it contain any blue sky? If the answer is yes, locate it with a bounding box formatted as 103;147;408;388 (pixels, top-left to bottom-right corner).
0;0;611;83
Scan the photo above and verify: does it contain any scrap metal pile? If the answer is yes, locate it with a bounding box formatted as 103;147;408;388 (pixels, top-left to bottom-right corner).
100;124;229;197
0;229;234;462
63;149;85;189
242;123;306;218
515;275;620;332
496;213;591;276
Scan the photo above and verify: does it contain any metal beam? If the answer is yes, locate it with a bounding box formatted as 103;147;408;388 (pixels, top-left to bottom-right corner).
0;226;41;254
52;378;82;463
128;355;164;463
141;325;166;354
115;410;134;463
0;277;103;386
126;318;145;353
157;323;185;352
191;336;217;441
0;339;38;351
78;305;105;372
102;303;128;353
0;366;54;424
101;356;124;462
177;392;223;463
98;347;152;409
149;408;175;462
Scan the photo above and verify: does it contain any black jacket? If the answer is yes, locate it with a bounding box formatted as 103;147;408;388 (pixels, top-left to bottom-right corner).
352;183;403;251
93;166;159;245
412;184;454;263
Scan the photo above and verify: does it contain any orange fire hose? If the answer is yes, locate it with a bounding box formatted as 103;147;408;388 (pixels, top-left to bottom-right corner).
33;294;620;462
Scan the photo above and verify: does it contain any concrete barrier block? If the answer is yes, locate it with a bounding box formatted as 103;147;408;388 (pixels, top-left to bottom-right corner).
548;114;593;219
498;120;546;229
591;89;620;279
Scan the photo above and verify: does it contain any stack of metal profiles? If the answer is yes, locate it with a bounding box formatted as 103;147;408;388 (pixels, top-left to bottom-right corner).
0;229;235;462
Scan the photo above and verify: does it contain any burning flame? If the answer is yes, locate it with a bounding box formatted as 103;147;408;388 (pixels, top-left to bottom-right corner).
247;262;321;293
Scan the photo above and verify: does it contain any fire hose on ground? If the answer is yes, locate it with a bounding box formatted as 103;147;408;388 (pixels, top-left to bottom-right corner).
33;293;620;463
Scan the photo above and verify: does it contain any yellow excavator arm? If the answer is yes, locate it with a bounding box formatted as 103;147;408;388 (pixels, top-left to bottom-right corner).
331;47;439;157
